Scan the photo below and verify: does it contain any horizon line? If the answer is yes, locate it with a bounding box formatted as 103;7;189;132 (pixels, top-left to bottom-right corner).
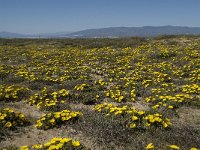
1;25;200;35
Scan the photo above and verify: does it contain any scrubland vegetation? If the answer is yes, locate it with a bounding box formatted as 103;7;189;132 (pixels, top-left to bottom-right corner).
0;36;199;150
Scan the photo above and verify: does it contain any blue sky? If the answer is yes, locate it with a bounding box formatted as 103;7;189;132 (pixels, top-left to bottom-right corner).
0;0;200;34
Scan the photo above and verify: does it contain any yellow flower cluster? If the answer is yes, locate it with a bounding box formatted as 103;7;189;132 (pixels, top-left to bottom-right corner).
0;84;29;102
0;108;29;129
1;40;198;108
189;69;200;82
20;137;85;150
12;47;91;83
15;69;37;81
74;83;89;91
146;93;192;110
27;87;70;109
146;143;198;150
142;79;153;88
151;83;175;95
0;64;12;80
105;89;125;102
94;103;171;129
144;114;171;128
51;89;70;99
35;109;82;129
182;84;200;94
98;79;107;85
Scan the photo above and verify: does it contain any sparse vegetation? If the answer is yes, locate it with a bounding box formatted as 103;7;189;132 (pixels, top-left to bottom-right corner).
0;36;199;149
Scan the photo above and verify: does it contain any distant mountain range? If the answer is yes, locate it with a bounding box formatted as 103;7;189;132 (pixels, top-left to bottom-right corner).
0;31;72;38
0;32;29;38
1;26;200;38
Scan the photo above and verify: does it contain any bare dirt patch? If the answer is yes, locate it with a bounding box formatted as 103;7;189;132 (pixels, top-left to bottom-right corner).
172;106;200;129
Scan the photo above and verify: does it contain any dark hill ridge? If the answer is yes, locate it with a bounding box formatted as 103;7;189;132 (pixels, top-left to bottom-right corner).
68;26;200;37
1;26;200;38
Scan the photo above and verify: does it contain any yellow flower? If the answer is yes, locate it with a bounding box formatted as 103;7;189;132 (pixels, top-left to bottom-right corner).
145;122;150;126
50;118;55;124
106;92;110;97
114;110;122;115
5;122;12;128
146;143;154;149
129;123;136;128
72;140;81;147
54;114;60;118
8;109;14;113
168;145;180;149
0;115;5;120
3;108;10;111
20;145;29;150
19;113;25;118
131;116;138;121
57;143;63;148
190;148;198;150
60;138;72;143
138;111;145;115
152;104;159;109
48;145;57;150
32;144;43;149
41;117;46;121
162;122;169;128
44;142;51;147
35;122;43;128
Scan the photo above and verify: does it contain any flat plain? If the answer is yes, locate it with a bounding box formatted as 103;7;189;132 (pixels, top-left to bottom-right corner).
0;36;199;150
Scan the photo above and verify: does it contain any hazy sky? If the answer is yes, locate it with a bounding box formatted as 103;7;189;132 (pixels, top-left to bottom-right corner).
0;0;200;34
